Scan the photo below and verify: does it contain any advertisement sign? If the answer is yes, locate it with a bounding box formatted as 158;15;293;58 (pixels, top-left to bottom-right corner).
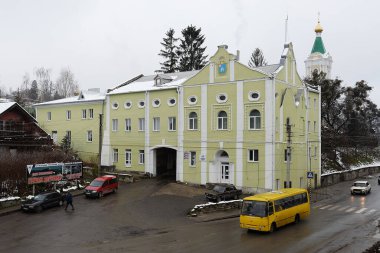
27;162;82;185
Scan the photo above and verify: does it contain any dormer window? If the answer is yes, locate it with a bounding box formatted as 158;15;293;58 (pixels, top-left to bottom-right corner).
155;78;162;86
154;74;173;86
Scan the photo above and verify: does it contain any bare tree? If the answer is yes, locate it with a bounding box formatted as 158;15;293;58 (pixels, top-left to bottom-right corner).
35;67;53;102
55;68;79;98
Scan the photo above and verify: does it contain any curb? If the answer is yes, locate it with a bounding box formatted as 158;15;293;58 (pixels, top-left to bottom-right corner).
201;214;240;222
0;190;84;217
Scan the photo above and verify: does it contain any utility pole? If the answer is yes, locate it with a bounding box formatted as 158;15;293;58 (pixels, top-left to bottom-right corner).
286;120;292;188
98;113;103;177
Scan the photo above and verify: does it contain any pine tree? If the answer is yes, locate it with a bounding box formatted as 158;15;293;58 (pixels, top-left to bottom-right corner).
177;25;207;71
158;28;179;73
248;48;267;68
29;80;39;101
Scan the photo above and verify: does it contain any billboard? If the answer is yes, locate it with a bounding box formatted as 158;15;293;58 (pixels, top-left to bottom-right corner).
27;162;82;185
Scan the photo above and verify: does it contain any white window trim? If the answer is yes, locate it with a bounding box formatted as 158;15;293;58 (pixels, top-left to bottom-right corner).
82;109;87;119
124;100;132;109
138;118;145;132
89;109;94;119
87;130;93;142
66;110;71;120
188;95;198;105
152;98;161;108
138;100;145;108
248;91;261;101
112;119;119;132
112;102;119;110
216;93;228;103
168;117;176;131
188;113;198;130
189;151;196;167
139;150;145;164
113;149;119;163
47;112;52;121
125;118;131;132
167;97;177;106
248;149;259;162
153;117;160;131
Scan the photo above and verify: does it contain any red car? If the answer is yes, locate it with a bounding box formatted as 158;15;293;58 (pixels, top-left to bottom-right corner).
85;175;118;198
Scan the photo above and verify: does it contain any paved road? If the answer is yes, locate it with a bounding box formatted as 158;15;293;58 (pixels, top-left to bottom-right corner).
1;177;379;253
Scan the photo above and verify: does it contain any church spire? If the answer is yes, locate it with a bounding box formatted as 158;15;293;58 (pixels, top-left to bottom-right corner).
311;20;326;54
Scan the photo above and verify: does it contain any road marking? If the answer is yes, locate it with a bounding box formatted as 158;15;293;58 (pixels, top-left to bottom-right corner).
328;205;340;210
320;205;333;210
346;207;356;213
355;208;368;214
365;209;377;216
312;204;325;209
337;206;350;211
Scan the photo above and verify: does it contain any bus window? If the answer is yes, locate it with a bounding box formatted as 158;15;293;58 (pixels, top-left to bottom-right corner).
241;200;268;217
268;202;274;215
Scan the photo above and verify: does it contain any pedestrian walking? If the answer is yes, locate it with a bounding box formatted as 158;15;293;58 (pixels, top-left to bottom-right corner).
65;191;74;211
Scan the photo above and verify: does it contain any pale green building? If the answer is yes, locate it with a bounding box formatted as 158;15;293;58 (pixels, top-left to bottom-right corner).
35;42;321;192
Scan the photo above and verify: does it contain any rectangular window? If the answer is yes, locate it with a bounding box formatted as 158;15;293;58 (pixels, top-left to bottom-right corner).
66;110;71;120
138;118;145;131
307;121;310;132
112;119;118;131
47;112;52;121
125;149;131;167
87;130;93;142
153;117;160;131
248;149;259;162
284;149;291;161
89;109;94;119
66;130;71;145
82;109;87;119
139;150;145;164
190;151;196;166
314;98;317;111
168;117;176;131
314;121;316;132
113;149;118;163
125;118;131;131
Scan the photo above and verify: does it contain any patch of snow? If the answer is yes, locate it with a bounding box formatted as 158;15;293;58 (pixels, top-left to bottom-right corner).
0;196;21;202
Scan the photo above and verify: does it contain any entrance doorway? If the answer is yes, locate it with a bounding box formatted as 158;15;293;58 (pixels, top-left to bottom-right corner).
215;150;231;184
155;147;177;180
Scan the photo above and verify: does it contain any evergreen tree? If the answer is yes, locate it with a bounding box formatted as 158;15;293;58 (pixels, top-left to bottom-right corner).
60;133;71;154
177;25;207;71
29;80;39;101
248;48;267;68
158;28;179;73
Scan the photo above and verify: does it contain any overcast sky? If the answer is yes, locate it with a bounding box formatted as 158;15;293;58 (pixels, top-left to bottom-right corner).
0;0;379;102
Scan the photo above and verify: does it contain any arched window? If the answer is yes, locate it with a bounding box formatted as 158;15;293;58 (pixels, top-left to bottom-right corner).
249;110;261;129
218;111;228;130
189;112;198;130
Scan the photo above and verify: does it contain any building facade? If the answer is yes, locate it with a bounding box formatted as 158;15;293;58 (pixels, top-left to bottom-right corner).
35;43;321;192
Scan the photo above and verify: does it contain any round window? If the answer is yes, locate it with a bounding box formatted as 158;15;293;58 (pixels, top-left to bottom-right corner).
152;99;161;107
248;91;260;101
216;93;228;103
124;101;132;109
138;100;145;108
188;96;197;105
168;98;176;106
112;102;119;109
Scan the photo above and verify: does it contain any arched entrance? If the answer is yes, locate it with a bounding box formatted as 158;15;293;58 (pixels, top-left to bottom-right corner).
215;150;231;184
154;147;177;180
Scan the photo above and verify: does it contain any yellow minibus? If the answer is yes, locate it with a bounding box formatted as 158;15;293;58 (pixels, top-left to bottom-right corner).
240;188;310;232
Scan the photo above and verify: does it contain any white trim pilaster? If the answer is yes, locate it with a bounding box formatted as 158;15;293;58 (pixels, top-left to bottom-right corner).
101;95;111;166
229;61;235;82
265;79;275;190
235;81;243;188
177;87;184;182
209;63;214;83
145;91;152;175
201;84;208;185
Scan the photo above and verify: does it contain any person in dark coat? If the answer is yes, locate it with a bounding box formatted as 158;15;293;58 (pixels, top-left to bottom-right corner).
65;191;74;211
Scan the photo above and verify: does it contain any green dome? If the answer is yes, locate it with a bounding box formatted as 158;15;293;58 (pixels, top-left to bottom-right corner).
311;36;326;54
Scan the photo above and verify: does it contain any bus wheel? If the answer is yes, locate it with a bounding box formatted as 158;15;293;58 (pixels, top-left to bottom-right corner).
269;223;276;233
294;214;300;224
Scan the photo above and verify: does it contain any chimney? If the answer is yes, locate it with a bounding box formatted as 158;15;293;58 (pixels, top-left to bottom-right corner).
236;50;240;61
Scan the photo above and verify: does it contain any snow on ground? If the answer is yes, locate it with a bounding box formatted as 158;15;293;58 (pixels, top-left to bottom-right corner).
322;161;380;176
0;196;21;202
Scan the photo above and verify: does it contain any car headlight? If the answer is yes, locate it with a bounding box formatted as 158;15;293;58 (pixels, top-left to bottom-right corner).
92;190;97;193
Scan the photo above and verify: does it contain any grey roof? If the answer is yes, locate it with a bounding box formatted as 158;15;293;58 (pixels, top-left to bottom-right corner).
252;64;281;76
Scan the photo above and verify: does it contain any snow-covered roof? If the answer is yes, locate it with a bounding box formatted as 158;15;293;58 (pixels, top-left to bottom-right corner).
108;70;199;95
252;64;281;76
34;90;105;106
0;102;16;114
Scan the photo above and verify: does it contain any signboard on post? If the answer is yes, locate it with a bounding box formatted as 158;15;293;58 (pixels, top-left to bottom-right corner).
26;162;82;185
307;171;314;179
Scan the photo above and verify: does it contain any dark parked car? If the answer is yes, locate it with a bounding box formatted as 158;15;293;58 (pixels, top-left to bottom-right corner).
21;192;63;212
205;183;242;202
